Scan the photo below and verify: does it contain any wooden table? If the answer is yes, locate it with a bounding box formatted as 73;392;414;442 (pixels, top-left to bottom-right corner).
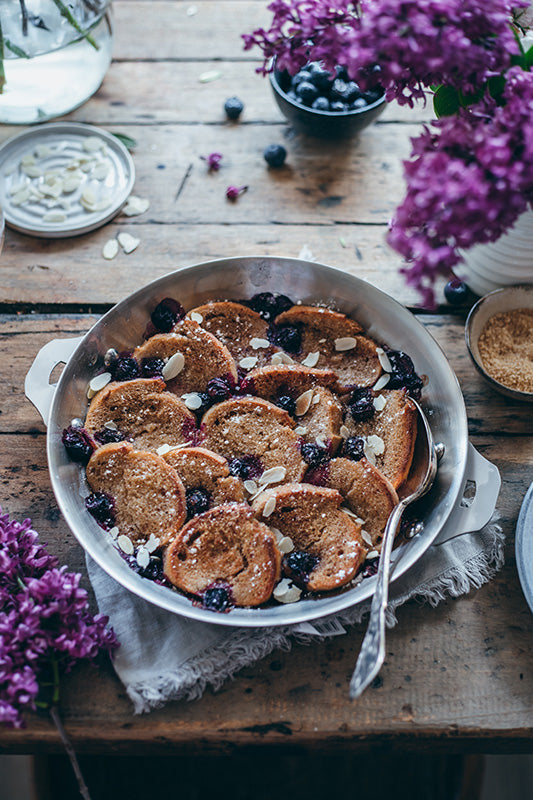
2;0;533;762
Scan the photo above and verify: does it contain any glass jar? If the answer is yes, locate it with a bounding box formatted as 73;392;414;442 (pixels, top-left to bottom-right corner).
0;0;113;125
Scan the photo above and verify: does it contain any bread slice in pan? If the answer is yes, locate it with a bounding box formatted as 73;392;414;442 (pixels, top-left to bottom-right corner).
163;503;281;607
85;378;196;452
85;441;186;548
253;483;365;592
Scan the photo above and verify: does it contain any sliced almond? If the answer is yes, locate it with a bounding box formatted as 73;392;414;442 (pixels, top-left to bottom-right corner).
93;162;110;180
294;425;308;435
123;195;150;216
376;347;392;372
278;536;294;554
262;495;277;518
83;136;105;152
295;389;314;416
162;351;185;380
373;394;387;412
361;529;373;547
366;549;380;560
271;351;294;365
189;311;203;324
109;526;119;540
243;479;258;495
145;534;161;553
136;546;150;568
373;373;390;391
340;424;351;439
62;175;82;193
366;434;385;455
117;232;140;254
87;371;112;399
239;356;258;370
42;210;67;224
250;337;270;350
156;444;173;456
102;238;119;260
117;535;134;555
103;420;118;430
258;466;286;485
11;188;31;206
335;337;358;352
22;165;43;179
301;351;320;367
181;392;203;410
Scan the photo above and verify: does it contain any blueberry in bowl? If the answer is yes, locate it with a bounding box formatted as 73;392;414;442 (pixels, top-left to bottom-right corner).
269;61;386;139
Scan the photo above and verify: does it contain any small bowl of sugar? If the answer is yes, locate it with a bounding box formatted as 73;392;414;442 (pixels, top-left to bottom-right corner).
466;285;533;402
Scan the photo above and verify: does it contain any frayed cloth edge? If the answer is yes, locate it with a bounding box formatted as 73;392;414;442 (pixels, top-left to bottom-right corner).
126;523;505;714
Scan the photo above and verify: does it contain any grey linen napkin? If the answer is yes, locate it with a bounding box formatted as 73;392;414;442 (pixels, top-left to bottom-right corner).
87;512;504;714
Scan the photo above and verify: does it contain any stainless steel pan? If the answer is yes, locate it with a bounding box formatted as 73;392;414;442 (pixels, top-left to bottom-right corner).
25;257;500;627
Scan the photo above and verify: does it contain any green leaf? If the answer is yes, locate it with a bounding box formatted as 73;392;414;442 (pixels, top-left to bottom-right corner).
524;44;533;69
458;86;484;108
111;132;137;150
4;39;30;59
487;74;506;100
433;85;460;118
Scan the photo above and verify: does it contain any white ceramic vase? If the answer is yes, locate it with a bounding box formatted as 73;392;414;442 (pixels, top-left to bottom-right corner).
457;208;533;296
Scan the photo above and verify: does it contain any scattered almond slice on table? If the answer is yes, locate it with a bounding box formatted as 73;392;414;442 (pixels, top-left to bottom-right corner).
117;232;140;253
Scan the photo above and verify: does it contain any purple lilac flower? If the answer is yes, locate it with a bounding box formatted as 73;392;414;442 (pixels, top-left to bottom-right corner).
226;184;248;200
388;66;533;306
0;509;118;728
244;1;527;105
201;152;223;171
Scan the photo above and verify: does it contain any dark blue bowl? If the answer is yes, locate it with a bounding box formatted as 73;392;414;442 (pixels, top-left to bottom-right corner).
269;68;386;140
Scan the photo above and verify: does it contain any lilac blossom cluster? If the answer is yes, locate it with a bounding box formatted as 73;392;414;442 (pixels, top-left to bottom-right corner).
0;508;118;728
244;0;533;305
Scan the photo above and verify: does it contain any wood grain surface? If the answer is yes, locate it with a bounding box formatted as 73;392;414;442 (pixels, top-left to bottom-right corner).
1;0;532;755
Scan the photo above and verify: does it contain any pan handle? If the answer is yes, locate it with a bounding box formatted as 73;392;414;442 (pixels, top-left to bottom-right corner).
25;337;84;427
434;443;501;543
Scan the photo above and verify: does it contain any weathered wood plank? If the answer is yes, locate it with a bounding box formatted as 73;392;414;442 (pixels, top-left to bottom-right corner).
1;223;424;307
70;61;432;126
0;122;414;226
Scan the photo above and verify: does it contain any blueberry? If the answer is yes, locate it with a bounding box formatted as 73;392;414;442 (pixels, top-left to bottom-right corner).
307;63;332;91
207;376;233;402
296;81;319;105
151;297;185;333
228;454;263;480
85;492;115;529
186;487;210;517
343;436;366;461
248;291;294;321
351;97;367;110
330;78;349;101
345;81;362;102
273;324;302;354
330;101;348;112
224;96;244;120
444;278;470;305
93;428;126;445
291;70;312;88
141;357;165;378
62;425;95;464
349;387;375;422
137;559;165;582
202;584;232;612
312;96;330;111
363;88;383;104
301;442;329;467
284;550;319;587
111;356;140;382
263;144;287;168
276;395;296;416
386;351;423;399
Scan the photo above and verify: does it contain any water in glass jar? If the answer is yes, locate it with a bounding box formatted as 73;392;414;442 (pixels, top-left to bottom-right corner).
0;2;113;124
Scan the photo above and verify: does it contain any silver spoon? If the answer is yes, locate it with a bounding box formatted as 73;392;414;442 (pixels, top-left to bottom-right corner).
349;398;440;700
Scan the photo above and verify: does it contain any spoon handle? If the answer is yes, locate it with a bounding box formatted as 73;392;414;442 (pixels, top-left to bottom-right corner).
349;500;406;700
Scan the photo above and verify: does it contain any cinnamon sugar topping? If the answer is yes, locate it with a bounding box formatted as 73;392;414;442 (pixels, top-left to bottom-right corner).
477;308;533;393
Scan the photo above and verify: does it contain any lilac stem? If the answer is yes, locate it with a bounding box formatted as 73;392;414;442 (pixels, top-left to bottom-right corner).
49;706;92;800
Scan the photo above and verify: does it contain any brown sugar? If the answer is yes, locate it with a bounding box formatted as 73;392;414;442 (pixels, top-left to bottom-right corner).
477;308;533;393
